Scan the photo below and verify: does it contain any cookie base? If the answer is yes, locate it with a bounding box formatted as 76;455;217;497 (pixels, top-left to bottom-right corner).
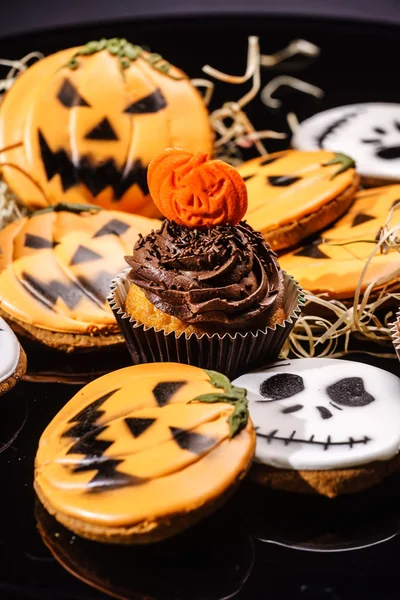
264;174;360;252
34;431;255;544
0;308;123;353
0;345;27;396
251;453;400;498
361;175;400;188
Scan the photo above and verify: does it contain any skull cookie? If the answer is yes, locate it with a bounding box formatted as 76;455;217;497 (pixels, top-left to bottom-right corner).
233;358;400;496
0;316;26;395
293;103;400;185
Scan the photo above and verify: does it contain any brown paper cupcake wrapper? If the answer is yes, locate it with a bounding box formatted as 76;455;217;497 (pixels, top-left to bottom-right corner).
390;309;400;362
108;270;305;379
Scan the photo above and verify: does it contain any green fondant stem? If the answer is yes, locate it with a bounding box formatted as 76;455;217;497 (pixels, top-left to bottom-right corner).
64;38;186;81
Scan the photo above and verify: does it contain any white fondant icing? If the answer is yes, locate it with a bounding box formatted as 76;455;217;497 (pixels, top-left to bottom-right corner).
292;103;400;181
0;317;20;383
233;358;400;471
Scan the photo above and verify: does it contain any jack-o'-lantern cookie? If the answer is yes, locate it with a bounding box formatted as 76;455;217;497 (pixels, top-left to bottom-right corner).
0;204;159;351
34;363;255;544
0;316;26;395
237;150;359;251
292;103;400;187
279;185;400;300
233;358;400;497
0;38;212;217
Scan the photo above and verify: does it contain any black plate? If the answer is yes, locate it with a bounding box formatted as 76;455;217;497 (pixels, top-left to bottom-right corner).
0;14;400;600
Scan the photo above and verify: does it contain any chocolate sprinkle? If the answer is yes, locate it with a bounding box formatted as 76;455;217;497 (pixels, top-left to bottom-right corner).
125;220;284;328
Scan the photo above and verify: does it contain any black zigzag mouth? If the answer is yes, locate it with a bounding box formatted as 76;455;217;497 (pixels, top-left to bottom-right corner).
257;429;371;450
38;130;149;199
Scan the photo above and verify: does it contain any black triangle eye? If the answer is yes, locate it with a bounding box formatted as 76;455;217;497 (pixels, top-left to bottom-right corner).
124;89;167;114
351;213;375;227
57;78;91;108
259;373;304;401
294;241;329;259
327;377;375;407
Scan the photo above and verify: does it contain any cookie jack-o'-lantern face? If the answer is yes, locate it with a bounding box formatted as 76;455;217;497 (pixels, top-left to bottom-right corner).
0;205;159;337
279;184;400;299
234;358;400;471
0;40;213;217
147;148;248;228
35;364;254;531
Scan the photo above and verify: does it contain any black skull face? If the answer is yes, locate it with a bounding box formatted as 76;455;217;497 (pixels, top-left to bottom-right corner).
258;373;375;420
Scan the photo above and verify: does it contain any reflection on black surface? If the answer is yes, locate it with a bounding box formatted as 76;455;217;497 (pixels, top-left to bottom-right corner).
22;341;131;384
239;479;400;553
35;500;255;600
0;386;28;455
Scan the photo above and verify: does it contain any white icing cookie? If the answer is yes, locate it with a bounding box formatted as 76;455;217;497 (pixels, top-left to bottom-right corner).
292;103;400;181
233;358;400;471
0;316;20;384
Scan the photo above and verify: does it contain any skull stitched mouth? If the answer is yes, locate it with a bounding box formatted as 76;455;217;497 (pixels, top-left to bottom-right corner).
257;429;371;450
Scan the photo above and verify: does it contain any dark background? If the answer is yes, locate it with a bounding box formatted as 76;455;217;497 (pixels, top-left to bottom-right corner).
0;4;400;600
0;0;399;41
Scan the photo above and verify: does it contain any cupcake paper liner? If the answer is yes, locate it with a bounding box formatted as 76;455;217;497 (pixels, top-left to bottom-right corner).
108;269;305;379
390;309;400;362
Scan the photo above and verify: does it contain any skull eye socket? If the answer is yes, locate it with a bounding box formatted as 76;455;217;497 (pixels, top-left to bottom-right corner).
57;78;91;108
326;377;375;407
259;373;304;401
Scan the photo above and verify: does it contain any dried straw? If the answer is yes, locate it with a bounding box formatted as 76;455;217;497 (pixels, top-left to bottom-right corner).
0;53;42;228
282;204;400;359
195;37;322;163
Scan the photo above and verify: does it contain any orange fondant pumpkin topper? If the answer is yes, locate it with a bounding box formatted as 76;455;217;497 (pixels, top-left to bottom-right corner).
0;39;212;217
147;148;248;228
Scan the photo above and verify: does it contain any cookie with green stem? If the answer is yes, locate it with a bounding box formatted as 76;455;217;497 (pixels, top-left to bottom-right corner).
237;149;359;252
34;363;255;544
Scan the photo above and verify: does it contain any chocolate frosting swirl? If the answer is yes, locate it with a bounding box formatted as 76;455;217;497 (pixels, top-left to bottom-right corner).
125;220;284;329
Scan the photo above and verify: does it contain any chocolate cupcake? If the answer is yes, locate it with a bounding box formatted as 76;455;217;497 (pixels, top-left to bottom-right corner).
125;219;286;336
109;148;303;378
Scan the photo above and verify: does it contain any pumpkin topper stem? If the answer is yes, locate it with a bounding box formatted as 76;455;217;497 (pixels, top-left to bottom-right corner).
65;38;186;81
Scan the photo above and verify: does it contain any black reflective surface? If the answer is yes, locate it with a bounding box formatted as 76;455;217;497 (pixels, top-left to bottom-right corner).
0;14;400;600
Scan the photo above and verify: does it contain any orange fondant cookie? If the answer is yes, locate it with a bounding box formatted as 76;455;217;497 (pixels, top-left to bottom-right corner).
0;204;159;351
279;185;400;300
0;39;212;217
34;363;255;544
237;150;360;251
